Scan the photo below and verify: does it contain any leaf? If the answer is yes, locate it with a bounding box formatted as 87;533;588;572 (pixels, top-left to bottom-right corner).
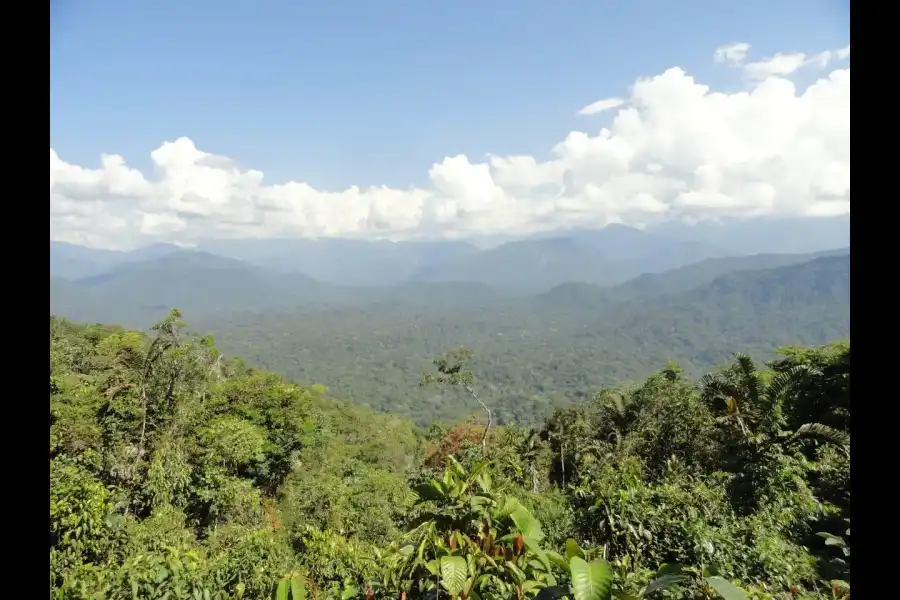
274;579;290;600
415;483;445;502
702;565;721;578
643;574;689;595
523;536;551;572
505;499;545;542
546;551;570;571
612;593;640;600
569;557;613;600
534;586;570;600
291;577;307;600
441;556;468;597
235;582;246;600
653;563;686;578
565;539;585;560
792;423;849;447
705;576;748;600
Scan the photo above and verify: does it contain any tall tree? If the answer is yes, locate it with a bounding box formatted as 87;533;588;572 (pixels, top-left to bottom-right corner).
420;348;492;453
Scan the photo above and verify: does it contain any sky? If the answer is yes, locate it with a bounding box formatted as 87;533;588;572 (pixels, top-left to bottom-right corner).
50;0;850;249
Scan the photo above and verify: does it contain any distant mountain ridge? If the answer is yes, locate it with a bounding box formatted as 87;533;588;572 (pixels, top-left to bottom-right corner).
49;230;851;424
538;246;849;309
49;218;850;328
409;225;729;291
186;253;850;425
52;215;849;288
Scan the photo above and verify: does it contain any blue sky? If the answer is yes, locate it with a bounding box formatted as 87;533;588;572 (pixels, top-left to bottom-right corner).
50;0;849;191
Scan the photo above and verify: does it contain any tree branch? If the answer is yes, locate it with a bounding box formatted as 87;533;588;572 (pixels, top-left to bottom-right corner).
466;384;492;453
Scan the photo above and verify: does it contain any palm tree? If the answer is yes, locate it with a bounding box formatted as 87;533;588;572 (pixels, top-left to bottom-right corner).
700;353;849;451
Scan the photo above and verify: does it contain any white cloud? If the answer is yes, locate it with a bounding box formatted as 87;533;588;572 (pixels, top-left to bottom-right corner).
743;52;810;79
714;42;751;65
740;44;850;80
577;97;625;116
50;43;851;249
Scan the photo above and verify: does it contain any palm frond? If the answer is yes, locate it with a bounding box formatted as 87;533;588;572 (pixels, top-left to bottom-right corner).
792;422;850;448
733;353;761;407
700;376;741;406
768;365;821;401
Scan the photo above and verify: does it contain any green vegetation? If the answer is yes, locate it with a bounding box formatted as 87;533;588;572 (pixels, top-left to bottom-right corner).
199;255;849;426
50;309;850;599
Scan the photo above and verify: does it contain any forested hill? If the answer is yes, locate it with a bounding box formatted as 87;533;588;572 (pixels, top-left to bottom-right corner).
50;312;851;599
197;254;850;425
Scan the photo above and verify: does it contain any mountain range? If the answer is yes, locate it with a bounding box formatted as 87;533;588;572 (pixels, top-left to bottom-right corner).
49;218;850;424
189;253;850;424
50;216;850;313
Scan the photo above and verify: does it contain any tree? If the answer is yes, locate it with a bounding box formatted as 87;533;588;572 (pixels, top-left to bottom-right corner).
421;349;493;454
700;353;849;450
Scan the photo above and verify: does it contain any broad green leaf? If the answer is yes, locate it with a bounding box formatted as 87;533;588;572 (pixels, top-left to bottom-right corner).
273;579;290;600
547;551;570;570
643;574;689;595
290;577;307;600
612;592;640;600
235;582;246;600
523;536;551;572
705;576;748;600
415;483;445;501
565;539;585;560
425;559;441;575
441;556;468;597
510;506;545;542
569;557;613;600
478;471;492;493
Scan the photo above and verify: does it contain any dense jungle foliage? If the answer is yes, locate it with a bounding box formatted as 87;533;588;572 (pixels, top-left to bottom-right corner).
195;254;849;427
50;311;850;599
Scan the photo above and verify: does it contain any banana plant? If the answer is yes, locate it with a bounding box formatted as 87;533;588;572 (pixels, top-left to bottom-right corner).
273;573;308;600
380;457;562;600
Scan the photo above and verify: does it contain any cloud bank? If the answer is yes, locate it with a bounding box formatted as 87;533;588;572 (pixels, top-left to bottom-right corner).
50;42;850;249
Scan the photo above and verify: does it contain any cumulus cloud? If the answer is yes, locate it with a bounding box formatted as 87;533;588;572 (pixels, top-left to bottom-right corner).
50;42;851;249
713;43;750;65
577;98;625;116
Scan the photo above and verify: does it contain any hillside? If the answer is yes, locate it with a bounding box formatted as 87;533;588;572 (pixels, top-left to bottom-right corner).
50;241;183;279
50;311;851;599
51;250;331;327
196;254;850;425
